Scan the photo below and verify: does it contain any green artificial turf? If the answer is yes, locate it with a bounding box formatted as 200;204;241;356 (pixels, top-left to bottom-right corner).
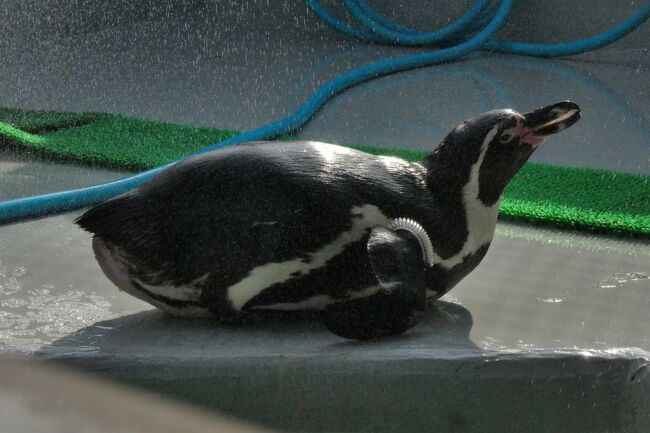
1;107;648;237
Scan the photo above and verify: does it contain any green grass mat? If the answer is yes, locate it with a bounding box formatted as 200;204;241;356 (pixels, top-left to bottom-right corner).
1;107;648;237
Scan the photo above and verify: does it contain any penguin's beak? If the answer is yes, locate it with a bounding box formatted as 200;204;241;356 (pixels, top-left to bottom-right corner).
522;101;581;146
524;101;581;135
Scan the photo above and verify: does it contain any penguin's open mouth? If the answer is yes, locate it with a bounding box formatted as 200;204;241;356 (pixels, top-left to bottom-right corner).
521;101;581;147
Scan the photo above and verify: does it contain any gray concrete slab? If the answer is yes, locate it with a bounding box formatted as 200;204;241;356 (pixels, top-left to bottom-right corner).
0;359;270;433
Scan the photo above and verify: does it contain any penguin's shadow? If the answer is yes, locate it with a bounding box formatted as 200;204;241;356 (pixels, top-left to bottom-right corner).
36;300;477;359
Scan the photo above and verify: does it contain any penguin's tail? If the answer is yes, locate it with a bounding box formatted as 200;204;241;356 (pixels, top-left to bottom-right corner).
75;193;135;240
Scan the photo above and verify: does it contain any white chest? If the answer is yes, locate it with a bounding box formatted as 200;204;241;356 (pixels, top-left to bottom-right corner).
436;126;500;269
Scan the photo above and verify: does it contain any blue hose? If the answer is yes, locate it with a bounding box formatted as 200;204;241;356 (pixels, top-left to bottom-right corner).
1;0;649;225
341;0;493;45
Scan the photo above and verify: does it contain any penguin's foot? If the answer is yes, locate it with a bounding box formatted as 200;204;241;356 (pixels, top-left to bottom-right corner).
323;226;427;340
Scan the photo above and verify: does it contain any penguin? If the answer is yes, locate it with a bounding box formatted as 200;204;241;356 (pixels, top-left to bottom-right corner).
76;101;581;340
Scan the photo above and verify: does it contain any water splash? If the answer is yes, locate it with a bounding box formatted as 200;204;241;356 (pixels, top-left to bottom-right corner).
538;297;564;304
0;259;115;354
598;271;649;289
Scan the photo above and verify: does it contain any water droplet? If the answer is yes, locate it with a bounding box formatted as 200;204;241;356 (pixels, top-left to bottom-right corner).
538;297;563;303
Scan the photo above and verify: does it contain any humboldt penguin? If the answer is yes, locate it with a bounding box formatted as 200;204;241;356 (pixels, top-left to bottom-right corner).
76;101;581;339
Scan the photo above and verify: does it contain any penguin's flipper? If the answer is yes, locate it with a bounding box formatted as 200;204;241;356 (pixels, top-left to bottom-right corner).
323;226;427;340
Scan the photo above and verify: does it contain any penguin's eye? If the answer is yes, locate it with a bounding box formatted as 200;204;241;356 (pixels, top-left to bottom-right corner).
499;133;513;143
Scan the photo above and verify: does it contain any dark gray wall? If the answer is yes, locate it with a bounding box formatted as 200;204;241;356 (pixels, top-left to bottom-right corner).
2;0;649;48
1;0;648;174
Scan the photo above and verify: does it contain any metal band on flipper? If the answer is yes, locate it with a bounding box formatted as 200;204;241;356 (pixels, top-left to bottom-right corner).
388;218;435;267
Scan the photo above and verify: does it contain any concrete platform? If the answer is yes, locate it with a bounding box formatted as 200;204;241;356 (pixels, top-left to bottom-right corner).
1;359;270;433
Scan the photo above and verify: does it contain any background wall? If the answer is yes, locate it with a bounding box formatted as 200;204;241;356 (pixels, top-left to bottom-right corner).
2;0;649;48
1;0;648;173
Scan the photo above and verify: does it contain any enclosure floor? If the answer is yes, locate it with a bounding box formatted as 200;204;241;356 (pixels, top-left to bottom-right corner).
1;151;649;353
1;153;649;432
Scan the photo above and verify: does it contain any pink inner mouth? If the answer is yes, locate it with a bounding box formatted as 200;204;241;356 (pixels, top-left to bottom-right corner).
521;131;545;148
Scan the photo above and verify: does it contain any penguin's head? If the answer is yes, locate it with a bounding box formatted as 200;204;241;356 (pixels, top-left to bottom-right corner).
429;101;581;206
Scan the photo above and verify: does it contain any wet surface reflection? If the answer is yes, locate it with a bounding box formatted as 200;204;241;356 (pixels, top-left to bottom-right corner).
0;205;647;356
35;301;476;360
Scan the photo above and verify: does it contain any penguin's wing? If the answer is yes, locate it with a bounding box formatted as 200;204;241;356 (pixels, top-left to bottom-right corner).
323;226;427;340
76;178;316;288
75;148;372;288
366;226;429;294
